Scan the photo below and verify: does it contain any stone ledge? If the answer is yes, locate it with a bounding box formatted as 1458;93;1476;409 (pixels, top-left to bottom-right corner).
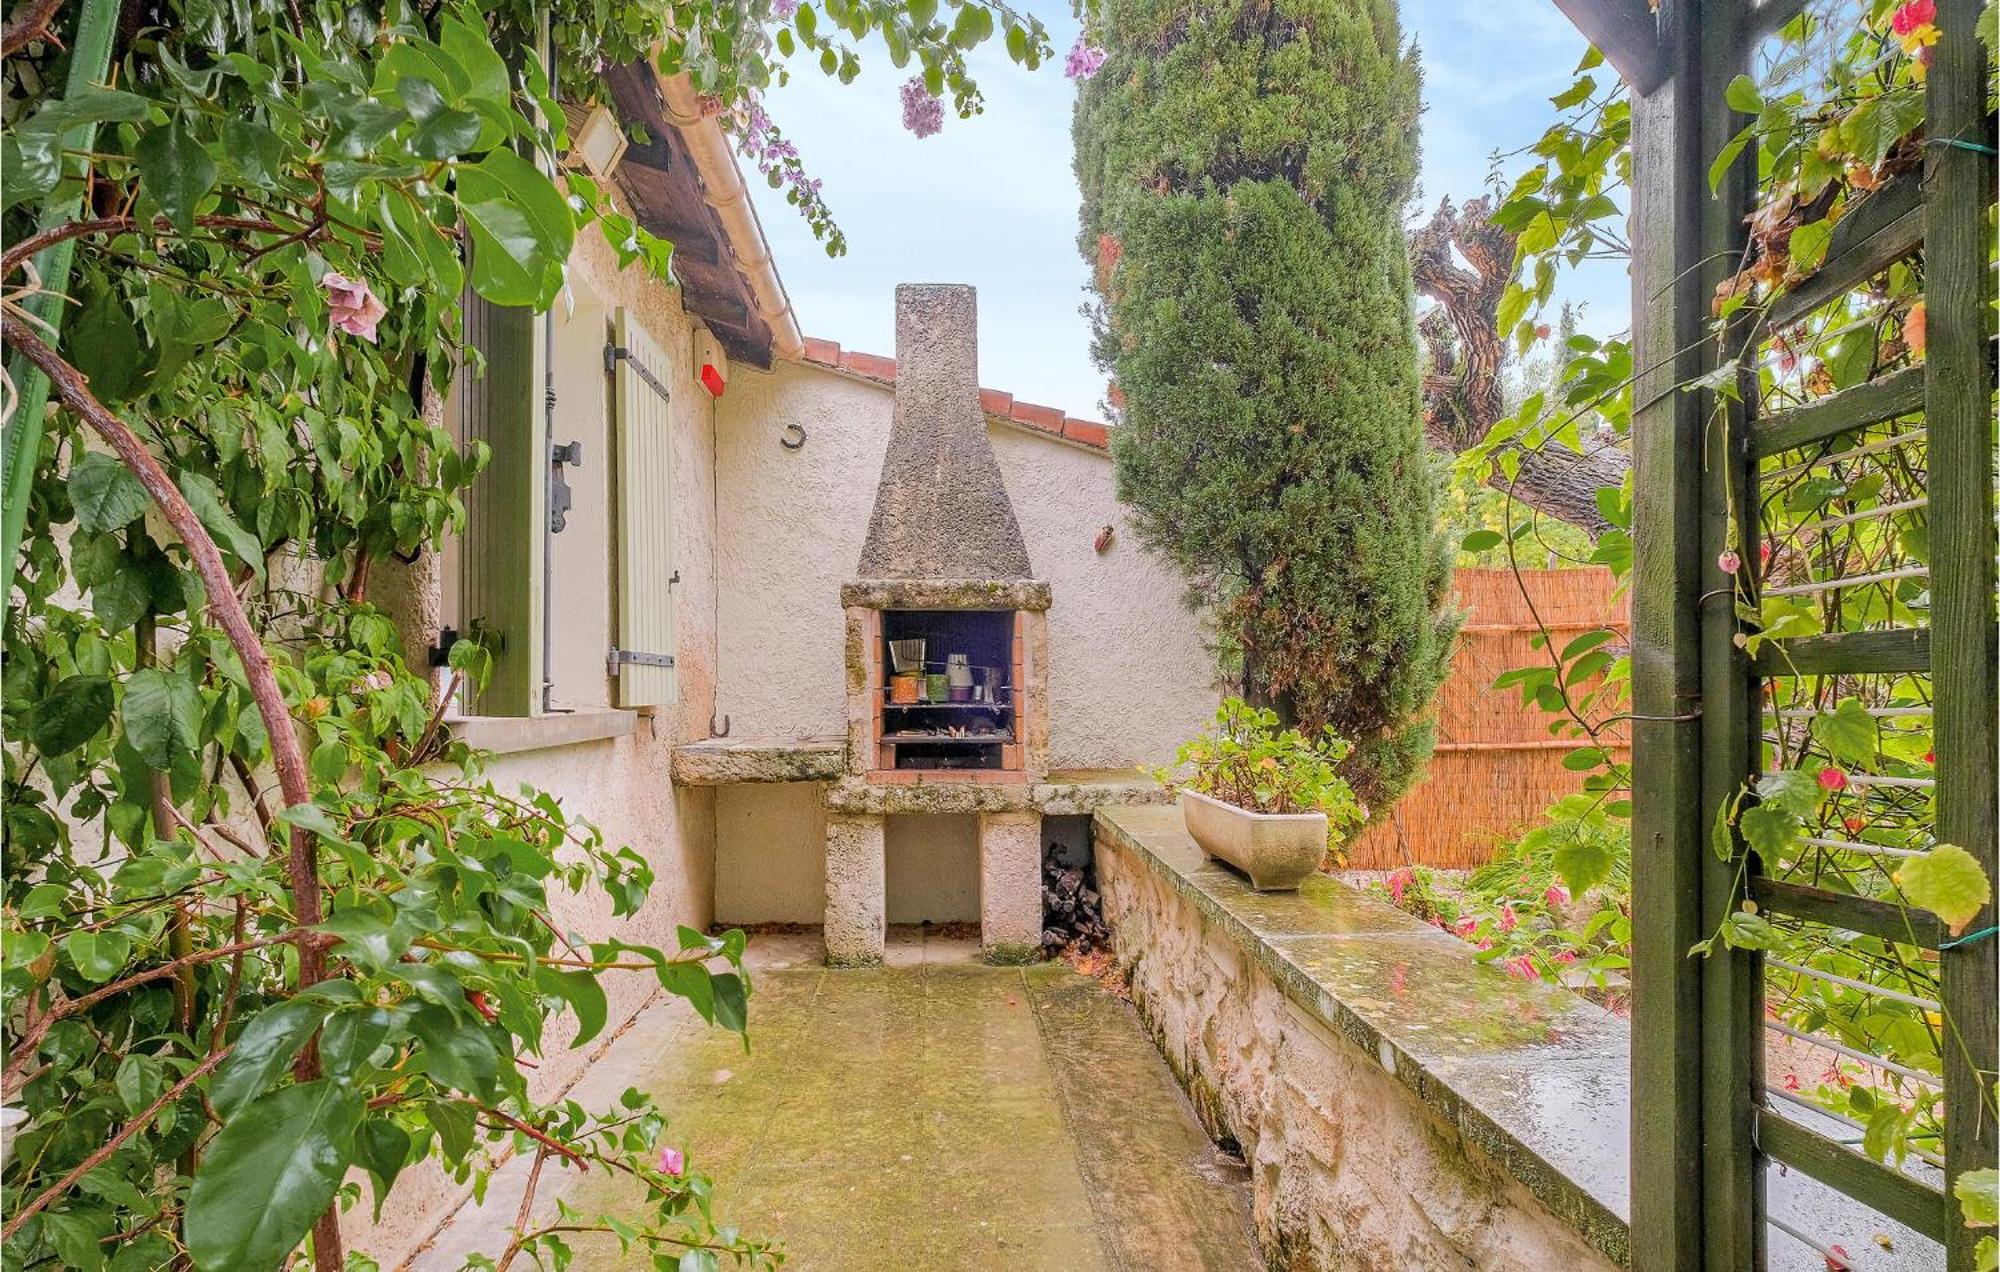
449;709;638;756
1091;805;1943;1272
818;770;1174;816
670;736;845;785
838;578;1052;612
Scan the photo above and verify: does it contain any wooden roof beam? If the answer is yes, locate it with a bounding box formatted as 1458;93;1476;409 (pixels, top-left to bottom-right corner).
1551;0;1665;95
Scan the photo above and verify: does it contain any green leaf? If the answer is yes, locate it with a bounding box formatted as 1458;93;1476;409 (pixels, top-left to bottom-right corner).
1723;74;1763;113
70;288;148;404
1719;910;1773;949
440;13;510;105
1894;843;1993;937
28;674;114;753
177;471;265;581
63;929;132;982
69;453;150;533
1460;529;1503;552
122;668;202;769
536;967;607;1048
1957;1166;1998;1227
186;1080;364;1272
1737;803;1799;859
1788;218;1832;276
135;121;218;233
1809;698;1878;767
1708;126;1752;194
1552;836;1616;897
711;971;748;1034
409;1004;501;1100
114;1052;164;1116
318;1006;397;1074
354;1117;412;1221
455;149;574;307
212;999;332;1118
1754;768;1820;818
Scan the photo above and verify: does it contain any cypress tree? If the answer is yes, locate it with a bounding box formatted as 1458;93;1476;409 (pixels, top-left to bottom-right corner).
1074;0;1455;804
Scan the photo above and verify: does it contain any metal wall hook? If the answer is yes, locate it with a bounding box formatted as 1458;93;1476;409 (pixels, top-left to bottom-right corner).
780;422;807;451
711;713;731;737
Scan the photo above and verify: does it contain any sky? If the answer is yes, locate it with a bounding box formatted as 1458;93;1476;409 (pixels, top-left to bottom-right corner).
741;1;1630;416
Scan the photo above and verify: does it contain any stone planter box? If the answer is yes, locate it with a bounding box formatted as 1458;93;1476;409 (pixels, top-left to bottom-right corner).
1179;788;1326;891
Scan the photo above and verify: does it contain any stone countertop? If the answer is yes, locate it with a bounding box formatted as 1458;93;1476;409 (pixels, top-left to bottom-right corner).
1091;804;1943;1272
669;736;846;785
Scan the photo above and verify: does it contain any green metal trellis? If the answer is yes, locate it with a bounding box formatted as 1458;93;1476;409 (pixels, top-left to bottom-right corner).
1561;0;1999;1267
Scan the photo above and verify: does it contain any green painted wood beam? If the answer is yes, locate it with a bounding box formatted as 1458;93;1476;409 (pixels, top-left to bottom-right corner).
1757;1113;1950;1240
1748;878;1944;949
0;0;121;602
1922;2;1999;1267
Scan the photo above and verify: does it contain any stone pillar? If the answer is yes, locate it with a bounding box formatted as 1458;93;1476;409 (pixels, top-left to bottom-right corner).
824;813;886;966
978;811;1042;964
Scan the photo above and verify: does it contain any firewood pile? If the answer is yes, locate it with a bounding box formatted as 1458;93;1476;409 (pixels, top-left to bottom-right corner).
1042;847;1109;955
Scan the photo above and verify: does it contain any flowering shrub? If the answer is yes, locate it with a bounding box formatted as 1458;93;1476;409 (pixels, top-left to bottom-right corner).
900;77;946;138
1376;793;1633;993
1156;699;1366;840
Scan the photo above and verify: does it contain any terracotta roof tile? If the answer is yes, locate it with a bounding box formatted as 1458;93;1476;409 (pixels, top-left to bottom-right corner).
800;339;1110;453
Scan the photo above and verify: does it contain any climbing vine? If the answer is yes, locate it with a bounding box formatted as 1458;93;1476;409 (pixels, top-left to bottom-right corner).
1418;3;1995;1248
0;0;1056;1267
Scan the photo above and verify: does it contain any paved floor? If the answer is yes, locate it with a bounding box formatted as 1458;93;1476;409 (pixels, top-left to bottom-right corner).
417;929;1259;1271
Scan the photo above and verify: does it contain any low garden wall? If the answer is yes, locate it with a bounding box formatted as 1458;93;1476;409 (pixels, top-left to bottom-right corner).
1091;805;1942;1272
1093;804;1629;1270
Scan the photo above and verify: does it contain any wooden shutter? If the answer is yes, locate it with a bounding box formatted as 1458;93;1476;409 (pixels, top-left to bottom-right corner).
609;308;677;707
456;294;542;716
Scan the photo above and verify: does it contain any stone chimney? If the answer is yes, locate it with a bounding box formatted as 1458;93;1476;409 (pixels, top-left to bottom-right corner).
855;285;1034;580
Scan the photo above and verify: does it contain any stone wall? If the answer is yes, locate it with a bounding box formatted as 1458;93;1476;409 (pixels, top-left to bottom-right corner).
1093;808;1625;1271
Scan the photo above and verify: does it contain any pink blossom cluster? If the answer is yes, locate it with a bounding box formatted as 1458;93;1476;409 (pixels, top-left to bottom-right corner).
1064;35;1107;80
771;0;798;17
900;77;943;138
321;272;386;343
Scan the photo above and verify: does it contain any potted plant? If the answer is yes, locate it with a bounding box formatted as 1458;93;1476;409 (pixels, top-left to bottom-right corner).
1156;699;1366;890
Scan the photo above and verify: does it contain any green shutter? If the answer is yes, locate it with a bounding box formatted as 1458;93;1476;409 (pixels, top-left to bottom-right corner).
610;308;677;707
457;295;544;716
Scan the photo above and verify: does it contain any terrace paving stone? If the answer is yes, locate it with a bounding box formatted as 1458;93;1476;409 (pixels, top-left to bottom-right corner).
413;928;1258;1271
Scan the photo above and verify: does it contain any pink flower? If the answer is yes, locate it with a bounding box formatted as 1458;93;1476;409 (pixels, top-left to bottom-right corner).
1498;904;1518;934
1817;767;1848;791
1554;950;1577;965
657;1145;685;1176
1477;939;1494;952
321;272;386;343
1717;549;1742;575
1824;1243;1851;1271
771;0;798;16
1782;1072;1800;1091
1891;0;1934;35
899;78;943;139
1064;35;1107;80
1503;955;1535;979
1544;885;1569;908
1451;916;1477;939
1387;868;1413;903
1759;541;1772;566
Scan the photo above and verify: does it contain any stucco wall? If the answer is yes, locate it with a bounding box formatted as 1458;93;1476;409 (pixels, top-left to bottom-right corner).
885;813;979;923
356;227;725;1266
713;359;1217;767
715;782;826;923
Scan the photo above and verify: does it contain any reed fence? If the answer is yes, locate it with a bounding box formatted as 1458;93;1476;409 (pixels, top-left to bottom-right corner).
1344;567;1629;870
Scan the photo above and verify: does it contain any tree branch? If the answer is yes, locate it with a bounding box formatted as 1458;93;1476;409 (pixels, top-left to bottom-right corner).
1410;195;1629;533
0;0;66;56
1;1046;231;1240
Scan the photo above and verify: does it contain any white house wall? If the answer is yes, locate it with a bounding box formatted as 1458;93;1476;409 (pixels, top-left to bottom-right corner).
361;227;723;1263
709;359;1217;926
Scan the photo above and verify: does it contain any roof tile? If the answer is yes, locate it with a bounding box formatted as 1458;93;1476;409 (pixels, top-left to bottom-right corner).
801;337;1108;451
